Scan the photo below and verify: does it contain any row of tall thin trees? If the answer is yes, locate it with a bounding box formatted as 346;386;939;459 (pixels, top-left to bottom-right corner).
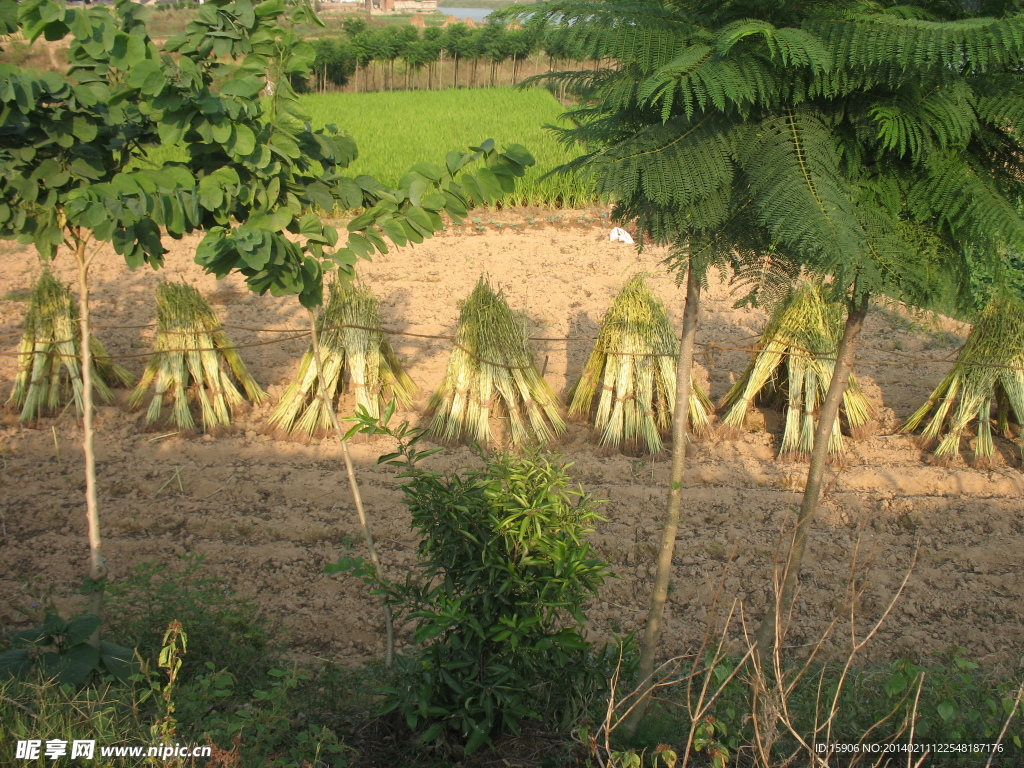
307;19;595;93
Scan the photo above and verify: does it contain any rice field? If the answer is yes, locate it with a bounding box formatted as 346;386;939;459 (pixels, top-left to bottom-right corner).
143;88;593;208
300;88;593;207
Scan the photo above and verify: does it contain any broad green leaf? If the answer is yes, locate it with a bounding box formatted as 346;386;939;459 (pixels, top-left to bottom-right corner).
231;124;257;156
305;180;335;211
421;192;446;211
220;77;265;99
39;644;100;687
446;150;469;176
109;32;147;71
410;161;444;182
407;176;428;207
254;0;286;17
248;208;293;232
501;144;534;169
404;206;434;236
125;60;163;94
211;120;233;144
0;648;32;679
937;700;957;721
99;641;138;682
64;614;101;647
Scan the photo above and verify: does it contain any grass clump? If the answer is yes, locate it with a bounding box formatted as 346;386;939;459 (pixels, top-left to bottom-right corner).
568;274;711;454
6;271;132;422
104;555;272;685
269;279;414;437
0;676;151;766
429;276;565;446
902;294;1024;465
721;281;871;458
128;282;265;433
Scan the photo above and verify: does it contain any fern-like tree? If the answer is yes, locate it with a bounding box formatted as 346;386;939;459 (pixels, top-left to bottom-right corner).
513;0;1024;732
1;0;533;654
445;22;474;88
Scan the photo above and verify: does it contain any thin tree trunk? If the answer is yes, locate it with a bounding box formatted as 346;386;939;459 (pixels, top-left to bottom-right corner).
453;55;459;88
306;310;395;670
752;293;870;664
74;236;106;644
621;262;701;736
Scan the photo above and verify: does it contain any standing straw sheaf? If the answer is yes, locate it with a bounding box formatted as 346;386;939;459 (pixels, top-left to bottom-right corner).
721;281;871;458
269;280;415;437
428;277;565;447
128;282;265;432
7;271;133;422
902;295;1024;465
568;275;711;454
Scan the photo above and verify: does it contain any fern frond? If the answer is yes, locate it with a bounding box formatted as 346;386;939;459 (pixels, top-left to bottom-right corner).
809;16;1024;72
909;152;1024;251
739;108;865;262
730;249;804;310
585;114;735;210
871;81;977;158
715;18;831;73
975;87;1024;136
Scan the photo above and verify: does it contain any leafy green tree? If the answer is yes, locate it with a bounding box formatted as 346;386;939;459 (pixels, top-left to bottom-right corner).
444;22;473;88
504;25;535;85
402;34;440;91
1;0;533;650
518;0;1024;732
466;28;487;87
480;20;510;87
309;36;356;92
422;26;444;90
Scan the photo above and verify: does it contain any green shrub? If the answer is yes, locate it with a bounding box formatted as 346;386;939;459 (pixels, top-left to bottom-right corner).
333;409;618;754
173;664;353;768
0;612;135;687
104;555;272;686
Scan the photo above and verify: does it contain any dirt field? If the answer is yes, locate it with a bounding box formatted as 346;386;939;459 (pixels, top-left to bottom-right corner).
2;213;1023;672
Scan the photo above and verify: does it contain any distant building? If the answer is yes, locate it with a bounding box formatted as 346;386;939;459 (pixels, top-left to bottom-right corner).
365;0;437;13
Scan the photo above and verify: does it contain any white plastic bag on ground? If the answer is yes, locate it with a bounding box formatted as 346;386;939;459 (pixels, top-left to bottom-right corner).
609;227;635;244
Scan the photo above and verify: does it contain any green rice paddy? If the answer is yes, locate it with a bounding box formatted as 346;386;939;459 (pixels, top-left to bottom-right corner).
301;87;592;207
146;87;592;207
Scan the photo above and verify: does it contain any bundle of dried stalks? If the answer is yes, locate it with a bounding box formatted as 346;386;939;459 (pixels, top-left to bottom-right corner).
903;294;1024;465
429;277;565;446
568;274;711;454
269;279;415;437
128;282;264;432
721;281;871;458
7;271;131;422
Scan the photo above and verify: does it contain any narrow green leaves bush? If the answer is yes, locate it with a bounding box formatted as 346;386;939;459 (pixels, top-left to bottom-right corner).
333;410;616;754
384;451;609;752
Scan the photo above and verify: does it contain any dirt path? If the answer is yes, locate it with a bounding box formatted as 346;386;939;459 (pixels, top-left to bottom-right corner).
2;216;1022;670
